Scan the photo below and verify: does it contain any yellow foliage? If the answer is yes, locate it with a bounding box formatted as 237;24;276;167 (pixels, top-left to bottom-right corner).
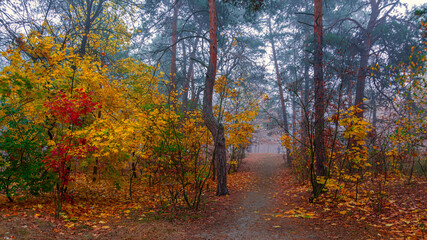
214;76;259;149
280;134;292;150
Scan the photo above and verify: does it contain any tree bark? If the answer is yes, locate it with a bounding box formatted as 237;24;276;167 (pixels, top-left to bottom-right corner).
292;96;296;138
79;0;104;56
170;0;180;93
183;35;200;111
302;49;310;146
314;0;327;181
79;0;93;56
354;44;370;117
268;18;291;166
372;93;377;129
203;0;229;196
354;0;397;118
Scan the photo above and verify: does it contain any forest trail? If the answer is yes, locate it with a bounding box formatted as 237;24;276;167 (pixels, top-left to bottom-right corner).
190;153;321;240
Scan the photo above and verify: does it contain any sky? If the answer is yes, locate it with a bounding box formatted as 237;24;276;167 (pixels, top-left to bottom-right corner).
401;0;427;9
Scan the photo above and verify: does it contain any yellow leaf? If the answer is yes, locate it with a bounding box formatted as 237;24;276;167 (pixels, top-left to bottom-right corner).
284;209;296;215
305;212;316;217
65;223;75;228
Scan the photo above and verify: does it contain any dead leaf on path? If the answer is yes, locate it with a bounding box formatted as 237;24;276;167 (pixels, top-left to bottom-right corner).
284;209;296;215
65;223;75;228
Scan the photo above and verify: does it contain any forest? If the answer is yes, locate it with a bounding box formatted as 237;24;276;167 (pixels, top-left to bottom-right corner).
0;0;425;239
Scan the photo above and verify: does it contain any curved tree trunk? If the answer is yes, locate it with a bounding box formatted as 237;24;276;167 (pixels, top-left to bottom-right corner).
203;0;228;196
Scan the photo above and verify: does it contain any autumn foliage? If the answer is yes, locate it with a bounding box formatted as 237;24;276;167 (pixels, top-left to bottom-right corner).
278;20;427;238
0;14;258;220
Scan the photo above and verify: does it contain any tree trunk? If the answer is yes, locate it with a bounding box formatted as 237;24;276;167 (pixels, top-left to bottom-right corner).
79;0;104;56
354;0;381;118
268;18;291;166
302;50;310;145
314;0;327;185
79;0;93;56
346;77;353;108
354;46;370;117
182;40;187;81
292;96;296;138
183;35;199;111
372;93;377;129
291;49;298;147
203;0;228;196
92;158;98;182
170;0;180;93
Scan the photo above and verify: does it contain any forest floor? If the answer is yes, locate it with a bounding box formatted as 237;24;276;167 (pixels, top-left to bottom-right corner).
186;153;380;240
188;153;325;239
0;153;425;239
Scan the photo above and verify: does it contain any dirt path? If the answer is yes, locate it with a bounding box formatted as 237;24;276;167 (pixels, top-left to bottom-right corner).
190;153;321;240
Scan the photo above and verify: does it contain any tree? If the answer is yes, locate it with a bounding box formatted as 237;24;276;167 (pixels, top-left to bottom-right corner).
170;0;180;93
203;0;229;196
267;17;291;166
0;104;53;202
312;0;326;198
328;0;400;117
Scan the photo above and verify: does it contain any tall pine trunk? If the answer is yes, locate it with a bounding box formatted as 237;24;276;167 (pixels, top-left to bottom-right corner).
203;0;228;196
313;0;326;197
